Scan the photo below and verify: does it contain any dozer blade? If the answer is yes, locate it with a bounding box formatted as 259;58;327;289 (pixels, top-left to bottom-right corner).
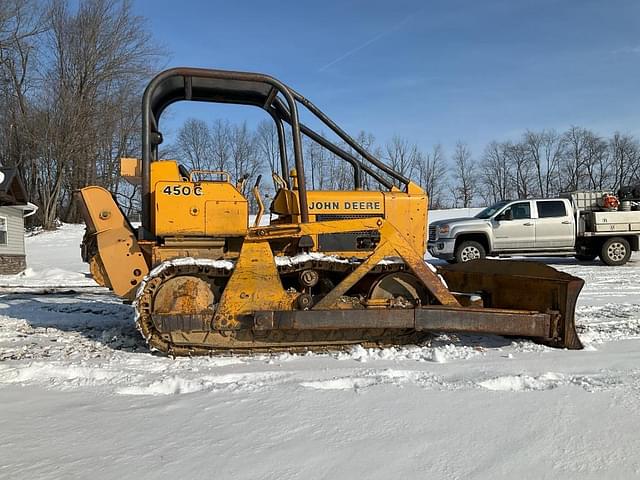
438;259;584;349
252;259;584;350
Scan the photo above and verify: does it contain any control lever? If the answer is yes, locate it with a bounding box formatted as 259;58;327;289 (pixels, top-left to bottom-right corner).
272;171;287;190
236;173;249;192
252;174;265;228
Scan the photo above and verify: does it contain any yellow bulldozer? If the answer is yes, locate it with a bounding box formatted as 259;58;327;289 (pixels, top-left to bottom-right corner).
76;67;584;356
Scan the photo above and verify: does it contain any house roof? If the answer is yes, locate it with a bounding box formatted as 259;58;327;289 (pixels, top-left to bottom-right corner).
0;168;28;205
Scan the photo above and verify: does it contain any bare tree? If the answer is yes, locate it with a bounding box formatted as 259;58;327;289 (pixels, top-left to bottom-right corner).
582;132;610;190
210;119;231;172
522;129;564;197
176;118;214;171
384;135;418;184
229;121;261;197
480;141;513;204
304;134;327;189
332;141;357;190
560;126;592;192
609;132;640;189
351;130;377;190
301;131;354;191
451;142;477;207
0;0;45;217
114;180;140;220
256;119;281;188
0;0;163;228
503;141;533;198
416;144;447;208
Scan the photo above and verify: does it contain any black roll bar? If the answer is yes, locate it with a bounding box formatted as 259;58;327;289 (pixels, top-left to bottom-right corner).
142;68;308;231
140;67;408;235
270;100;393;189
265;109;290;189
290;90;411;186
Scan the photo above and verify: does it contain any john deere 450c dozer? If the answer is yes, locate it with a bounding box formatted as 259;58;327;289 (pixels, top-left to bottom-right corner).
76;67;584;356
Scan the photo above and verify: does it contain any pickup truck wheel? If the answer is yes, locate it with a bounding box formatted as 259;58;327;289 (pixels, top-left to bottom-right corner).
600;237;631;266
575;253;597;262
455;241;486;263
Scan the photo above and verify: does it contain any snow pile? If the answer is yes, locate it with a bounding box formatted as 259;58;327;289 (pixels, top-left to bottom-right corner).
275;251;351;266
334;341;482;364
478;372;564;391
299;369;443;391
147;256;235;276
116;371;286;396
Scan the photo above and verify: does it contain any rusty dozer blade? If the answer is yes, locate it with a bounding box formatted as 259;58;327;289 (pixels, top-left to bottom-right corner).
250;259;584;351
438;259;584;349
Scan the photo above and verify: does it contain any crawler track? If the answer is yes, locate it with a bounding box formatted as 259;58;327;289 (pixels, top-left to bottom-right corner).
134;257;430;356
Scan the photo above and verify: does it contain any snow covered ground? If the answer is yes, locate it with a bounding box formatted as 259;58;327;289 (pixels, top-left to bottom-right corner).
1;211;640;479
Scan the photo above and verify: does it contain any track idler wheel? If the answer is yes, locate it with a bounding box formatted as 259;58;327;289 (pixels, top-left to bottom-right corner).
368;272;431;307
153;276;216;314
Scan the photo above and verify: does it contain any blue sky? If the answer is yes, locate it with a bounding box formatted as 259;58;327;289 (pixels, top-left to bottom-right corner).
132;0;640;158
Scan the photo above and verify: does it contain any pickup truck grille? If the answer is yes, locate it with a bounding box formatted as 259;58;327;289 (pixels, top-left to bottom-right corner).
428;225;437;241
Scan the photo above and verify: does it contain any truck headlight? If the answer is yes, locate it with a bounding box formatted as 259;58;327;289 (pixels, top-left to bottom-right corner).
438;224;450;235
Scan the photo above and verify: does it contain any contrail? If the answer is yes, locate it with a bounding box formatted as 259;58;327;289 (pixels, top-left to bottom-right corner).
318;11;418;72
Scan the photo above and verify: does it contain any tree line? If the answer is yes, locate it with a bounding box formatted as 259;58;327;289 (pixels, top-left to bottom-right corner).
0;0;161;228
466;127;640;207
170;118;640;211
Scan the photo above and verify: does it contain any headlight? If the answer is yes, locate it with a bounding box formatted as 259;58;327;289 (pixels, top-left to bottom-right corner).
438;224;450;235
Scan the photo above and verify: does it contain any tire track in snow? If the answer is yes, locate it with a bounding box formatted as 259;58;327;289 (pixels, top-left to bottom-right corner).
576;303;640;344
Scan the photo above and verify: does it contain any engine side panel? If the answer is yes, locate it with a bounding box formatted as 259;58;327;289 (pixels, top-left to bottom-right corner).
150;161;248;237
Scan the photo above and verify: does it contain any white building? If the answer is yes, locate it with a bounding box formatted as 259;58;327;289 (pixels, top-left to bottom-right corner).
0;169;37;274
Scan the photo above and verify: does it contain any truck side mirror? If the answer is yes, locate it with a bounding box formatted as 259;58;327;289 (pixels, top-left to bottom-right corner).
496;210;512;221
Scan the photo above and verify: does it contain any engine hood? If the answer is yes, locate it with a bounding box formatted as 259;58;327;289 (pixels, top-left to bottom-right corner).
430;217;488;228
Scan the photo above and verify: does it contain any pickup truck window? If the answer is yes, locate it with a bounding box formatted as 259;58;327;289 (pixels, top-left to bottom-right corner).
504;202;531;220
475;200;510;219
537;201;567;218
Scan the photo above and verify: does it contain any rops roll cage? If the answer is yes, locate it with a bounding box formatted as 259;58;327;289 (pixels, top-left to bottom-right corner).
141;67;411;232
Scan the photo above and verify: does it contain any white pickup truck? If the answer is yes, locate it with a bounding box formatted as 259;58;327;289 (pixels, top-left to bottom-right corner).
428;194;640;266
